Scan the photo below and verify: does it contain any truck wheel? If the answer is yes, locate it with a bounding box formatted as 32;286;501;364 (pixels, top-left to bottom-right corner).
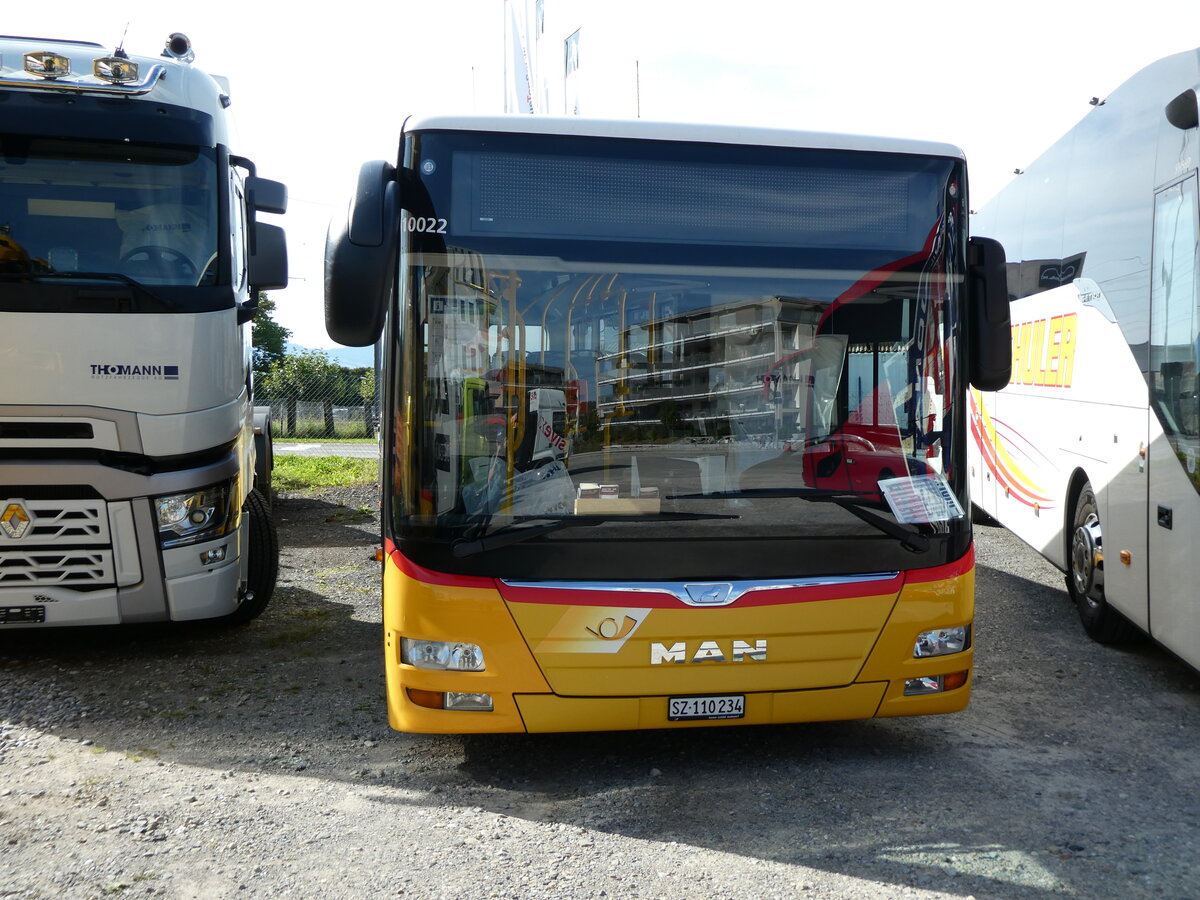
1065;481;1141;644
253;413;274;510
224;488;279;625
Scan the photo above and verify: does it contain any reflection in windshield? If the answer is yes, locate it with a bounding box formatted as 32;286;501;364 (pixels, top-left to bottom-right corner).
407;250;959;545
0;138;218;286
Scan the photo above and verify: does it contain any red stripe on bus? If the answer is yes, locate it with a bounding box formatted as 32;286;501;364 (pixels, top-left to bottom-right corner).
386;542;498;589
902;544;973;585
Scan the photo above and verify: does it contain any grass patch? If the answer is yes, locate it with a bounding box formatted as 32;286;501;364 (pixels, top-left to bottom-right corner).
273;455;377;490
322;506;374;524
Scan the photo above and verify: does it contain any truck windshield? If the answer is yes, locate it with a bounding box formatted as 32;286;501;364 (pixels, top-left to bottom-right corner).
0;137;219;287
394;132;968;580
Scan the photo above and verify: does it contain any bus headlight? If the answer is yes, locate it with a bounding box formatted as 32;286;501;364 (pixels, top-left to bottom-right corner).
401;638;486;671
913;625;971;658
155;481;239;549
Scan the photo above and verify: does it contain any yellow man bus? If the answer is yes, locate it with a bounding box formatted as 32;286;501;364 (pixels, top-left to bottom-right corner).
325;115;1010;733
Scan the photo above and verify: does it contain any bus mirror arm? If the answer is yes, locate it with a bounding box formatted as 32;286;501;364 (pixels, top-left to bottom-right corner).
967;236;1012;392
324;160;398;347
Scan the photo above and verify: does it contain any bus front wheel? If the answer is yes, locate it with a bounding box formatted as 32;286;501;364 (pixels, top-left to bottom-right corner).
1066;482;1141;644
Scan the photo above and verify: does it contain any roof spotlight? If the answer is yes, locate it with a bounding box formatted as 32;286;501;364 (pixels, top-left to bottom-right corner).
94;56;140;84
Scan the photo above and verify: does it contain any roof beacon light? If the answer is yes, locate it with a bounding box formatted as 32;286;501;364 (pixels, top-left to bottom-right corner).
162;33;194;64
24;51;71;79
94;56;139;84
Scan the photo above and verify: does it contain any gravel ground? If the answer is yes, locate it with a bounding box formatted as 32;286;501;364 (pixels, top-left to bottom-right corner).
1;483;1198;900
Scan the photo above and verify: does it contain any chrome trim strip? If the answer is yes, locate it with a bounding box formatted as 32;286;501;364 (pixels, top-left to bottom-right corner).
0;65;164;96
500;572;900;607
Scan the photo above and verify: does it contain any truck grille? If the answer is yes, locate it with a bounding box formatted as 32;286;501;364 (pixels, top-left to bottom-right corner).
0;499;115;588
0;550;113;586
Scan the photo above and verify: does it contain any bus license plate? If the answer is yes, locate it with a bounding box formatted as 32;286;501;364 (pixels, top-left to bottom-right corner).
668;695;745;721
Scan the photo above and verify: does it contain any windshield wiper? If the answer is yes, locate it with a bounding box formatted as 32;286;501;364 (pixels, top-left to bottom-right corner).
672;487;930;552
11;270;170;308
451;511;739;558
828;497;929;552
32;270;148;290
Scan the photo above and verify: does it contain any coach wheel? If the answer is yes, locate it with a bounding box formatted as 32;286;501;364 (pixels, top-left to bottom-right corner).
1066;481;1141;644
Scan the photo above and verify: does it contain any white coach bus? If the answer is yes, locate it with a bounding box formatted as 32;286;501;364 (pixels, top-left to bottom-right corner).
969;47;1200;668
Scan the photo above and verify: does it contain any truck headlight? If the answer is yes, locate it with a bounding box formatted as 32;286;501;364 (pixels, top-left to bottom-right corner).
155;481;239;548
913;625;971;658
401;638;486;671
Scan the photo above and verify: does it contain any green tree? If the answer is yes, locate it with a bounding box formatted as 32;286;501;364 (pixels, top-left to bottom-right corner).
251;292;291;374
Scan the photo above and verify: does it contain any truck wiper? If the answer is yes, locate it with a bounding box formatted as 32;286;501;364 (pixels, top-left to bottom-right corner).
451;511;738;558
33;270;149;290
23;270;170;307
672;487;930;552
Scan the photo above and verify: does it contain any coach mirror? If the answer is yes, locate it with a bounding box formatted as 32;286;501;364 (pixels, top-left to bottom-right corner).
1166;89;1199;130
325;160;398;347
967;236;1012;392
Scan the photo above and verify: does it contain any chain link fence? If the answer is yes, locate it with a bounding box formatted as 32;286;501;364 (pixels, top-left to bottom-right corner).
254;352;378;440
258;398;378;439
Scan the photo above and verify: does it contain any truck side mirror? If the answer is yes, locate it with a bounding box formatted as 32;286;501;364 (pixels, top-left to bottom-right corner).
967;236;1012;392
247;176;288;215
324;160;397;347
248;222;288;293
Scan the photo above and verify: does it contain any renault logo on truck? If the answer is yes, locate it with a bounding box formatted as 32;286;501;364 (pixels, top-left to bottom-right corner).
1;502;32;539
650;639;767;664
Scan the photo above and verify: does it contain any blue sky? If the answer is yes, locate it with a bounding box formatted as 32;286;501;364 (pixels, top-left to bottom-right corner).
7;1;1200;347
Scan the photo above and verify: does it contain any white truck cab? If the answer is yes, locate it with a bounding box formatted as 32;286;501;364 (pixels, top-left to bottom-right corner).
0;33;286;626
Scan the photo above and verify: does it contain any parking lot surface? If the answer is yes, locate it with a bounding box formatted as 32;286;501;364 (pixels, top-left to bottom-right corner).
1;484;1197;899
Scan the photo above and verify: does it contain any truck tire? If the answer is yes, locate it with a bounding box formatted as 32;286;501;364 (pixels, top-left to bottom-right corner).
253;407;274;510
224;488;279;625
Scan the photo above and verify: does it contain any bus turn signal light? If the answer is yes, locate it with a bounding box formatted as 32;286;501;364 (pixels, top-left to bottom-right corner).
406;689;445;710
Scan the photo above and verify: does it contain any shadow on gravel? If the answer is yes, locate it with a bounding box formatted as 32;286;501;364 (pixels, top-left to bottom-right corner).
0;492;394;772
0;589;389;753
275;496;380;549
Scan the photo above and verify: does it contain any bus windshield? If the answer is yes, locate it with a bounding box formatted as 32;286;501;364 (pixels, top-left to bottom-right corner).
0;137;219;288
395;133;968;580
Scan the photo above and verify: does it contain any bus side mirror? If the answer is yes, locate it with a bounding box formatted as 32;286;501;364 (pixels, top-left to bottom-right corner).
967;236;1011;392
325;160;397;347
249;222;288;293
